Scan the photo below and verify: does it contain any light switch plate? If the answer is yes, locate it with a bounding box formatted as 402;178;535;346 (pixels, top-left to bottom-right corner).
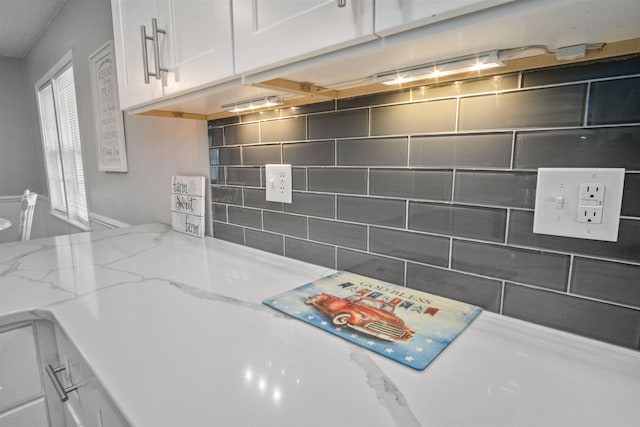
533;168;625;242
265;164;292;203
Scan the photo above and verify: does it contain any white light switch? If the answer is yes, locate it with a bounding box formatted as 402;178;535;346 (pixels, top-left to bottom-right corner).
533;168;625;242
265;164;292;203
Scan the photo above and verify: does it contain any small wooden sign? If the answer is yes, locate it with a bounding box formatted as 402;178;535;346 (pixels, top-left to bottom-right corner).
171;175;205;238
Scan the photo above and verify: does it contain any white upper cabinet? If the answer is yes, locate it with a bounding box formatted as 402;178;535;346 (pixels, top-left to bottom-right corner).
232;0;376;74
161;0;234;96
111;0;163;109
374;0;515;36
111;0;234;110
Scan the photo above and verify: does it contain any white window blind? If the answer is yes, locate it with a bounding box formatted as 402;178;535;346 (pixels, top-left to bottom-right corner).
36;56;89;226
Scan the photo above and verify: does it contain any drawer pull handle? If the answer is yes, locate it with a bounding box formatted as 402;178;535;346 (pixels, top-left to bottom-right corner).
46;364;78;403
337;0;347;7
151;18;168;80
140;24;152;84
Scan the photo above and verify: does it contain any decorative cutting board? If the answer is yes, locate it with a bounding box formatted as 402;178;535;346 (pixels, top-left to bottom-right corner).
263;271;482;370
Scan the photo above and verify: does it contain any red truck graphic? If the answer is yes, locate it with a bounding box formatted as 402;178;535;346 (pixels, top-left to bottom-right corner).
305;293;415;342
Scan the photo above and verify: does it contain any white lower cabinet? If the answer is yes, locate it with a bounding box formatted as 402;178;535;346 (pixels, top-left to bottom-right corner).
0;323;49;426
0;321;127;427
48;326;128;427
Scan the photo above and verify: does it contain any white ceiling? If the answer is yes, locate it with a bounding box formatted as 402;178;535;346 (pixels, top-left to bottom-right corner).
0;0;67;58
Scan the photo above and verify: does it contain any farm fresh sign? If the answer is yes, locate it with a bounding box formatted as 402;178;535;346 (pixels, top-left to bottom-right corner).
171;175;205;238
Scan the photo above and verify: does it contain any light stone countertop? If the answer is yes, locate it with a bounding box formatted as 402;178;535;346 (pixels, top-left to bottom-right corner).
1;223;638;427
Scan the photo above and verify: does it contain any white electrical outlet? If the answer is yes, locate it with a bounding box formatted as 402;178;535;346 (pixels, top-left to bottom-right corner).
533;168;625;242
265;164;292;203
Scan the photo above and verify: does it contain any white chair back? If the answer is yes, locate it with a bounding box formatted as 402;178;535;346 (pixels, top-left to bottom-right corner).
18;190;37;241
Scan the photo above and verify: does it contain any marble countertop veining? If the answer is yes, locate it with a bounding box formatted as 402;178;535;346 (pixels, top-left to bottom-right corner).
1;223;638;427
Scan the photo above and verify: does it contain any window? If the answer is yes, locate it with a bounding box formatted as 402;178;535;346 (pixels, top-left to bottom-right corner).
36;52;89;227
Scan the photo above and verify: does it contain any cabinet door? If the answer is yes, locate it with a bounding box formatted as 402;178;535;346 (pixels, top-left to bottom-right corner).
0;325;42;412
111;0;164;109
0;399;48;427
161;0;234;96
375;0;515;36
233;0;375;74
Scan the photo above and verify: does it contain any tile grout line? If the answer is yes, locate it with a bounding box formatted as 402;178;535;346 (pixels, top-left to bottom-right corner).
504;209;511;244
510;130;517;170
566;254;575;293
450;168;456;202
583;81;592;127
499;281;506;314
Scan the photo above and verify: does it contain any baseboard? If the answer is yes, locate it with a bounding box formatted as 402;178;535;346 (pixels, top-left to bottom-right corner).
0;195;22;203
89;212;130;229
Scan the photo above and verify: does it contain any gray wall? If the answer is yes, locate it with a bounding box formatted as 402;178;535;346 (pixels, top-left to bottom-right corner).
14;0;208;230
0;57;42;195
209;56;640;350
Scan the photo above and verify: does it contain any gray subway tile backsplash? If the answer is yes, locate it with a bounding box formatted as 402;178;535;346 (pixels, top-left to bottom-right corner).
410;133;512;168
263;211;307;239
571;257;640;308
503;283;640;349
213;221;244;245
308;168;368;194
309;218;367;250
224;122;259;145
370;169;452;201
514;126;640;169
210;166;224;184
308;109;369;139
285;237;335;269
522;56;640;87
261;116;306;142
226;167;261;186
508;210;640;263
622;173;640;216
409;202;506;243
452;240;569;290
337;137;408;166
212;204;227;222
283;140;335;166
454;171;537;208
228;206;262;229
244;229;284;256
242;144;281;165
292;167;307;191
406;263;502;312
243;188;283;211
337;195;406;228
459;85;586;130
210;147;241;165
209;127;223;146
210;58;640;350
211;186;242;205
371;99;457;135
369;227;449;267
285;192;335;218
337;248;404;285
588;76;640;125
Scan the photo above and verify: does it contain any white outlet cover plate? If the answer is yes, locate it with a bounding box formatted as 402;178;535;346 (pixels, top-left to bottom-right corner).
533;168;625;242
265;164;292;203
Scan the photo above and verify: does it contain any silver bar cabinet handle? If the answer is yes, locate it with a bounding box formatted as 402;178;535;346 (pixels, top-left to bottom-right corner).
140;25;152;84
46;364;78;403
337;0;347;7
151;18;168;80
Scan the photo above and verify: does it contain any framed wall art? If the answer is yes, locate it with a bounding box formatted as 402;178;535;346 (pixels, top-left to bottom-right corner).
89;40;128;172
